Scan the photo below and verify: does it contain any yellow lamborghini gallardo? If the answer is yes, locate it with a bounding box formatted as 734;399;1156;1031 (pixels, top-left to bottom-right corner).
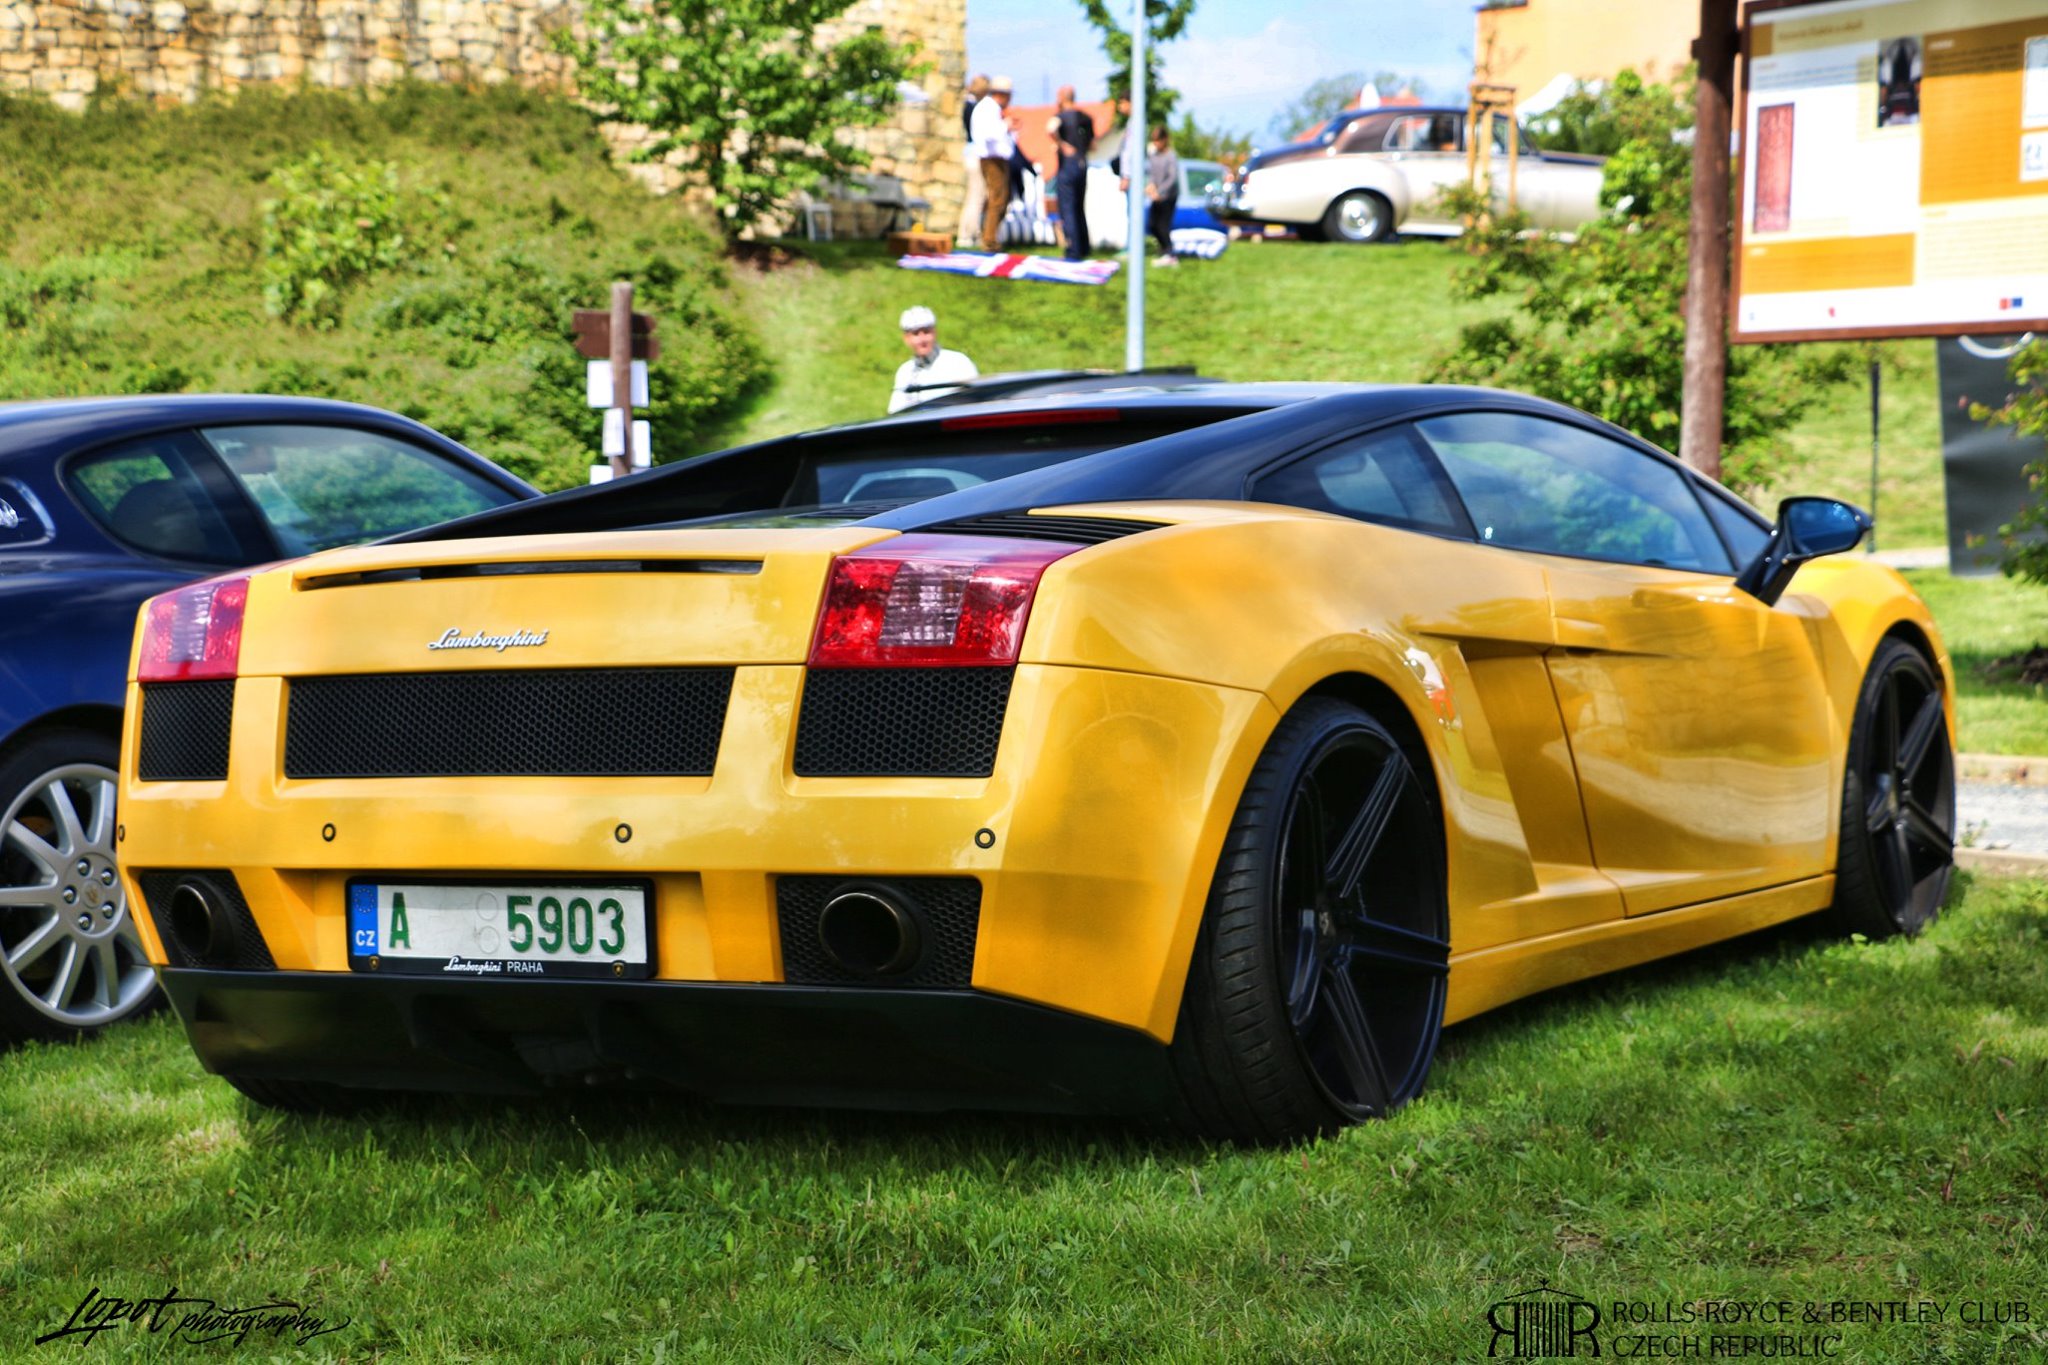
116;385;1956;1142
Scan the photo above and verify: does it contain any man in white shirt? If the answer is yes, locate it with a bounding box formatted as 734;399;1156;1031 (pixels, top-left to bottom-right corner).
970;75;1017;251
889;306;979;413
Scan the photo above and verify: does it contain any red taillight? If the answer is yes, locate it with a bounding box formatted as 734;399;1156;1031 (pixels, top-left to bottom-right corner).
137;575;252;682
809;535;1076;667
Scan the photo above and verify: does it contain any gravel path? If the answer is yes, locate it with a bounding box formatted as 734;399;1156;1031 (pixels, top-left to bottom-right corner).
1958;779;2048;857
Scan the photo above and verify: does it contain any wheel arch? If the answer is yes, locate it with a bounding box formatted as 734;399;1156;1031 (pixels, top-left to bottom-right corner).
0;703;124;769
1297;671;1440;804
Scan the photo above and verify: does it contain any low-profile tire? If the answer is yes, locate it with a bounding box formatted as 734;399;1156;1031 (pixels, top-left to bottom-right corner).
1828;639;1955;939
1168;697;1449;1143
0;729;159;1045
221;1073;371;1115
1322;191;1393;244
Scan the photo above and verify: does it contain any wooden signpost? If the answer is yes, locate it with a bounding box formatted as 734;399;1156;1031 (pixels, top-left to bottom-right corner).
573;284;659;482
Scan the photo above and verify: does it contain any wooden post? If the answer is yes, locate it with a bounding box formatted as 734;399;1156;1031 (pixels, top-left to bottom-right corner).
609;280;634;482
1680;0;1738;481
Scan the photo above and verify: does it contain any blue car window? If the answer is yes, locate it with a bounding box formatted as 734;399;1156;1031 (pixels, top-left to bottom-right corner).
1418;412;1734;573
199;425;517;555
65;435;248;565
1251;426;1474;538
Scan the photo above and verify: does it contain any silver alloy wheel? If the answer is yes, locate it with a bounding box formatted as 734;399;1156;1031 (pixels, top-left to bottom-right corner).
0;763;153;1028
1334;193;1386;243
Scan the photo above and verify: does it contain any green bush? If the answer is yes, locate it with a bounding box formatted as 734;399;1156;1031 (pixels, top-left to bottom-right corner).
1970;338;2048;585
1433;69;1854;490
259;147;414;327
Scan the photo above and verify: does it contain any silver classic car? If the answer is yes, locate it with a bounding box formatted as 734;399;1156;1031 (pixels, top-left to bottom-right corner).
1214;106;1606;243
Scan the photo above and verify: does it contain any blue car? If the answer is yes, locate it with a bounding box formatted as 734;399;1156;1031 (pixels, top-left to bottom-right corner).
0;396;535;1043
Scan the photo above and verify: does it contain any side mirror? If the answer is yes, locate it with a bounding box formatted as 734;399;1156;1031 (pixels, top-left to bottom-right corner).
1734;496;1872;606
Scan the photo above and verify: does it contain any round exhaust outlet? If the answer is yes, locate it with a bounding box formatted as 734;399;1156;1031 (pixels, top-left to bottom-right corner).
167;880;225;963
817;885;925;978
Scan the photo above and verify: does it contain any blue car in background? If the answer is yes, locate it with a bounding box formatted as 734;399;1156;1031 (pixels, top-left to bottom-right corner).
0;396;535;1043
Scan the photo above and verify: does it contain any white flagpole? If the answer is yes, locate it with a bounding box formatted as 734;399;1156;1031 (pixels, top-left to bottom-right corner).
1125;0;1147;371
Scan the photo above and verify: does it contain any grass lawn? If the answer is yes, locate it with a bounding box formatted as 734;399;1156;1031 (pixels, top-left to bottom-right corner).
3;874;2042;1360
1905;569;2048;755
707;238;1500;450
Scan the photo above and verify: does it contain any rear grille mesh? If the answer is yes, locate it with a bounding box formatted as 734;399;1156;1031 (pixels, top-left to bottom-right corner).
794;668;1012;777
138;681;235;782
776;877;981;988
285;668;733;778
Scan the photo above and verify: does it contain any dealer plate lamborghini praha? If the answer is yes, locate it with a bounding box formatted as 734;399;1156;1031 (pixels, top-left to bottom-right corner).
347;881;653;979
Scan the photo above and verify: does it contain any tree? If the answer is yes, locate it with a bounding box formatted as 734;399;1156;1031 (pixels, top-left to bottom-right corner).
555;0;921;243
1076;0;1197;125
1970;340;2048;585
1171;113;1250;167
1432;69;1854;492
1266;71;1426;143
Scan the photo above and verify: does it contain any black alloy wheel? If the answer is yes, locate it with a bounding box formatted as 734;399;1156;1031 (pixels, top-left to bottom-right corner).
1170;698;1449;1142
1829;639;1955;939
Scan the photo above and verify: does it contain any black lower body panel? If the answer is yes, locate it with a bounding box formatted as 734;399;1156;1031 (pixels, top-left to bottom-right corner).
159;969;1175;1117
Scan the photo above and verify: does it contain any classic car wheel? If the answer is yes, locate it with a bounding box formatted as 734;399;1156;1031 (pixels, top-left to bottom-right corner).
1829;640;1954;939
0;731;158;1043
1171;697;1448;1142
1324;191;1393;244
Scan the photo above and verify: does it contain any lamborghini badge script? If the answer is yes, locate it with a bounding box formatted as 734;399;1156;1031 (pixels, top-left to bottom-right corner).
428;627;550;652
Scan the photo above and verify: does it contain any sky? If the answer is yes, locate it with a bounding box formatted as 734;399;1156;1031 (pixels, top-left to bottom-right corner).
966;0;1480;141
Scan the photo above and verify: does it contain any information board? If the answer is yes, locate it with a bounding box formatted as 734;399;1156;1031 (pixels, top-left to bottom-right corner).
1735;0;2048;342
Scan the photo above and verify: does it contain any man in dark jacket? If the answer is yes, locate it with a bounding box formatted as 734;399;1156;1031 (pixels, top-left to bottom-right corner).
1052;85;1095;261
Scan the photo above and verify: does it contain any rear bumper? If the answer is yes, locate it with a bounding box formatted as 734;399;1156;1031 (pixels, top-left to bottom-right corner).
122;664;1278;1039
161;967;1176;1116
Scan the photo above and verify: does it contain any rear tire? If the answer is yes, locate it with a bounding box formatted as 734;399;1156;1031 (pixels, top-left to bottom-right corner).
1828;639;1955;939
1168;697;1448;1143
1323;191;1393;244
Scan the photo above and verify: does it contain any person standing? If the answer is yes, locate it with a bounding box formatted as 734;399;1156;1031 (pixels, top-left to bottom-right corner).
1052;85;1095;261
888;306;979;413
955;75;989;249
970;76;1017;251
1143;124;1180;266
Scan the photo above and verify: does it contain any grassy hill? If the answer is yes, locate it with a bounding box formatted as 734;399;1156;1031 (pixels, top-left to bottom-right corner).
714;240;1951;549
0;84;764;492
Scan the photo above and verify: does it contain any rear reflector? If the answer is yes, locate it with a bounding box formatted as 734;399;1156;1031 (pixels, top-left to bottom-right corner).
808;535;1076;667
138;575;252;682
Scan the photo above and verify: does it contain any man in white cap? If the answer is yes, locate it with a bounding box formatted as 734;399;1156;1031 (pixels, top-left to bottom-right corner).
888;306;980;413
970;76;1017;251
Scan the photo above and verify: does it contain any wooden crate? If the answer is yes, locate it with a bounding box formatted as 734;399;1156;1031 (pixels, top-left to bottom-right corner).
889;230;954;257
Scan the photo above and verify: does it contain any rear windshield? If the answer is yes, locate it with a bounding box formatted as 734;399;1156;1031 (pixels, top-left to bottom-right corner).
782;422;1203;508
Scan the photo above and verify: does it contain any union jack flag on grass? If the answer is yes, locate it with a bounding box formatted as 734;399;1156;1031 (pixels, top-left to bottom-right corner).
895;252;1121;286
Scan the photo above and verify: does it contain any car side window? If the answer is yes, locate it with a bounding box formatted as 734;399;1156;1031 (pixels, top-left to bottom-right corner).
64;434;252;564
1416;412;1734;573
1383;114;1461;154
1698;481;1771;565
198;425;517;555
1249;426;1474;538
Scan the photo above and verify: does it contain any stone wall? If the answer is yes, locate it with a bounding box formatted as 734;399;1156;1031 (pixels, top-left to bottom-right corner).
0;0;969;235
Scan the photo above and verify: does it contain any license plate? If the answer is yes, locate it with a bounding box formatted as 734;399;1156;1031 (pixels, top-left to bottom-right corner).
347;881;652;979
